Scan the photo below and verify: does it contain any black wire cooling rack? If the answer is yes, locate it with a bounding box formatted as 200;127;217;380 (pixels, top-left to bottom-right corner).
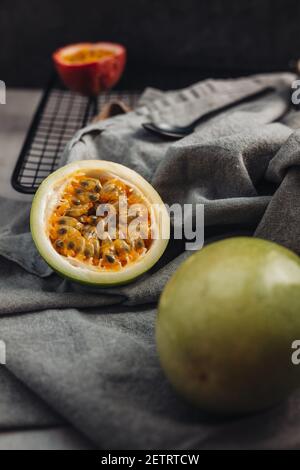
11;77;140;194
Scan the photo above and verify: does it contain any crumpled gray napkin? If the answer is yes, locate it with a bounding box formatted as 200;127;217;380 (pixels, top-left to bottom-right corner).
1;72;300;449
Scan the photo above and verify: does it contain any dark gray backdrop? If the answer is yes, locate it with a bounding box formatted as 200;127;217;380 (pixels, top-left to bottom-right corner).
1;0;300;88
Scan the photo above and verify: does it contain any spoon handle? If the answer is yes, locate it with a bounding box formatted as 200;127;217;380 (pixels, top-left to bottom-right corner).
189;85;275;130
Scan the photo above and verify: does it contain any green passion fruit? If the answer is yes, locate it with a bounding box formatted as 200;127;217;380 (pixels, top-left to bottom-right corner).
30;160;170;286
156;237;300;415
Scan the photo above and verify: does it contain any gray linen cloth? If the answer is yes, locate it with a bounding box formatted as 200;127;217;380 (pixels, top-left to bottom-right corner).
1;72;300;449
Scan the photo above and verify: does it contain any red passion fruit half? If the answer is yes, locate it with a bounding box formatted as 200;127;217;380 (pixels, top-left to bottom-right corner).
53;42;126;96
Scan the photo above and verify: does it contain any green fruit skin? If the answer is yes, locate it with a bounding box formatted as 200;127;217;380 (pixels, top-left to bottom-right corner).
156;237;300;415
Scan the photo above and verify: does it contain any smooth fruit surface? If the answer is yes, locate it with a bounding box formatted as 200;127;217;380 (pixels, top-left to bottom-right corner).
53;42;126;95
157;237;300;415
30;160;169;286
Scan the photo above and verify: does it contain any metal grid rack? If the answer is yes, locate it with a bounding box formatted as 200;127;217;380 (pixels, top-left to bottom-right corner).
12;78;140;194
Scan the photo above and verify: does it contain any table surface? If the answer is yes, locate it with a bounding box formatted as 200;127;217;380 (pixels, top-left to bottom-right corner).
0;88;93;450
0;89;41;201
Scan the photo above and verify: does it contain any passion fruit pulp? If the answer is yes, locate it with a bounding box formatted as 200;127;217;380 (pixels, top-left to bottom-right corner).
31;161;170;286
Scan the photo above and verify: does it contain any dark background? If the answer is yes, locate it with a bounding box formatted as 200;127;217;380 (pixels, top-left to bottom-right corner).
2;0;300;89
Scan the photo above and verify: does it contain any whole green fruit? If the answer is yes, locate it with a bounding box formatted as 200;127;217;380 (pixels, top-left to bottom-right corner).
156;237;300;415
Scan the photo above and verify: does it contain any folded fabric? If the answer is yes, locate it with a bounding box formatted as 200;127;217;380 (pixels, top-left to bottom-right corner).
1;72;300;449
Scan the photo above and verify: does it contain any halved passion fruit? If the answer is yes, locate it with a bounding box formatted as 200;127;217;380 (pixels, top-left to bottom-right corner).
53;42;126;96
30;160;170;286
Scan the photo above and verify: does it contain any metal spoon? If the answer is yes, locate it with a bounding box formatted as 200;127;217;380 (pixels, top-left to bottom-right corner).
143;86;275;139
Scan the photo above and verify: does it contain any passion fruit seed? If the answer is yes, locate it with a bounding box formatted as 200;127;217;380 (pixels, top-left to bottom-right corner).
100;180;126;203
66;204;92;218
84;247;92;258
74;189;100;204
114;239;130;255
79;178;102;192
57;226;81;238
73;237;86;254
72;198;81;206
83;225;98;239
57;217;83;231
49;173;153;270
105;254;116;264
91;238;101;258
88;206;97;216
135;239;145;250
79;215;98;225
